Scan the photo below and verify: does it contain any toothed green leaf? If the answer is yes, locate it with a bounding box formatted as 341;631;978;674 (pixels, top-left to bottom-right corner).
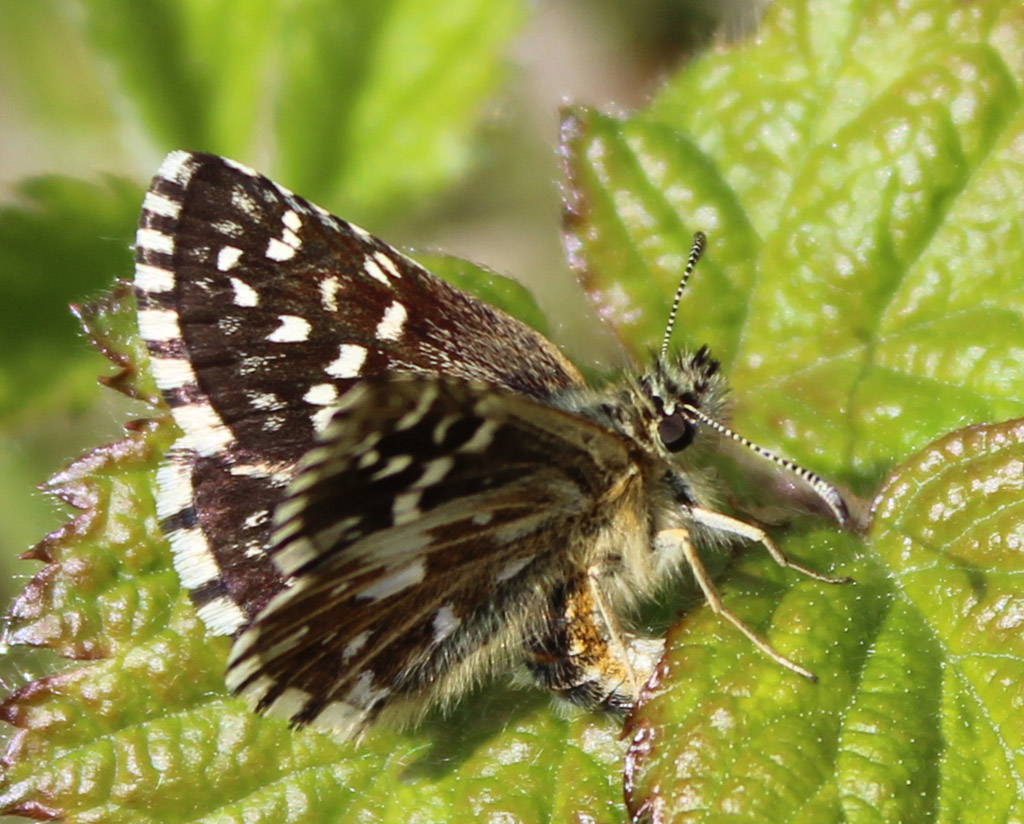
559;0;1024;819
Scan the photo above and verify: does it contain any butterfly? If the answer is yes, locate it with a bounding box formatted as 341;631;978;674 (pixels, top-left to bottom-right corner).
134;151;851;739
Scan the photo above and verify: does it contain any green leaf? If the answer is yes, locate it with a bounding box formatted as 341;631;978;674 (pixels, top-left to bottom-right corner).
278;0;526;217
624;419;1024;821
564;4;1024;482
557;0;1024;819
872;420;1024;822
0;176;143;586
6;0;524;220
0;175;139;421
623;531;885;822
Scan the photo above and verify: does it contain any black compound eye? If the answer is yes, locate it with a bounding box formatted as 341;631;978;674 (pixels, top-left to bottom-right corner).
658;411;696;452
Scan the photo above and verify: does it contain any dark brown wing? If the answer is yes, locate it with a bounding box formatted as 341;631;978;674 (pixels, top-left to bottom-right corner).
225;377;641;737
134;152;584;631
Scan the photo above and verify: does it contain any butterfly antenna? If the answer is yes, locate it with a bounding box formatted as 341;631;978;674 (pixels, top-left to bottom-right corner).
660;232;707;361
682;403;851;528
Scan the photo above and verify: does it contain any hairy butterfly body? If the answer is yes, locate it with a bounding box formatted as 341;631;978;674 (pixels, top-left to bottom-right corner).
134;151;850;739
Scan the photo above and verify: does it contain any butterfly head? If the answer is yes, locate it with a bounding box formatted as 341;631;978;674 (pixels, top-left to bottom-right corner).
636;231;850;526
638;345;728;456
631;231;726;457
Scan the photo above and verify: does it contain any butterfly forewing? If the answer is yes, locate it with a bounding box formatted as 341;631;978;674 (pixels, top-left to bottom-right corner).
225;376;641;734
134;151;584;632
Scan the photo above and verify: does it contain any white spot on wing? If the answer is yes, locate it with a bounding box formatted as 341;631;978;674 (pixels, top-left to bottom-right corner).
168;527;219;589
135;263;175;293
231;464;272;479
312;406;337;432
349;222;372;241
271;518;302;546
155;462;194;520
240;355;269;374
431;415;459;446
371;455;413;480
174;403;234;456
303;383;338;406
392;490;422;525
274;537;318;576
495;556;533;583
143;191;181;219
150;357;196;391
417;457;453;488
196;595;247;636
395;385;438;431
218;316;242;335
274;495;306;526
373;252;402;280
231;186;258;216
248;392;283;410
432;604;460;642
137;309;181;342
237;675;276;709
375;300;407;342
244;509;270;529
224;651;262;690
319;276;341;312
213;219;243;238
357;449;380;469
266;237;296;261
229;463;292;485
282;209;302;232
230;277;259;307
136;228;173;255
158;150;196;186
363;257;390;285
347;670;389;708
267;314;311;342
217;245;243;271
459;419;498;453
311;700;369;735
226;621;258;662
358;560;425;601
326;344;367;378
334;385;369;415
222;157;258;177
342;631;371;663
267;687;314;720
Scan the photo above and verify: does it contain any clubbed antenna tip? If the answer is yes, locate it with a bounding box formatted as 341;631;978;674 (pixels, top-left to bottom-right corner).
682;403;851;528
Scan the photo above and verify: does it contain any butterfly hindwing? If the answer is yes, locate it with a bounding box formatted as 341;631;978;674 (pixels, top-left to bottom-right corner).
224;376;641;734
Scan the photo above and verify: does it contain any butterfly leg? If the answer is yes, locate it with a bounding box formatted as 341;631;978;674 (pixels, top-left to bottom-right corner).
523;571;653;713
584;570;667;696
691;507;851;584
657;526;819;681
